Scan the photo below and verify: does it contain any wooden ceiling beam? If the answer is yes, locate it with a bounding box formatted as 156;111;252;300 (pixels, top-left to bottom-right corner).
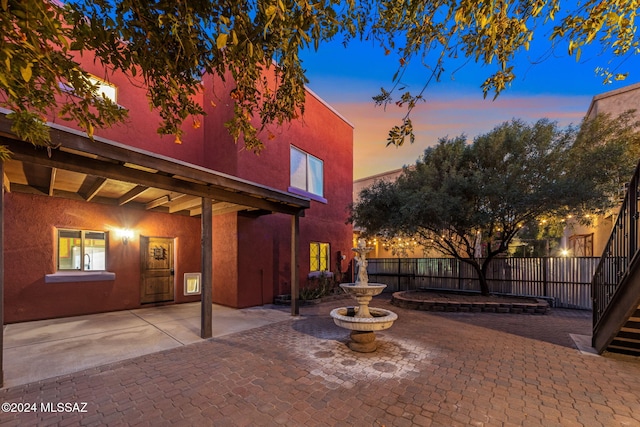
189;199;225;217
169;197;201;213
146;195;169;210
3;172;10;193
189;203;258;217
212;202;252;216
84;177;107;201
118;185;149;206
145;193;187;210
48;167;57;196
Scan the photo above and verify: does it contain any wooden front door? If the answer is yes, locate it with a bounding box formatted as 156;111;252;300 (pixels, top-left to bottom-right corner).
140;237;175;304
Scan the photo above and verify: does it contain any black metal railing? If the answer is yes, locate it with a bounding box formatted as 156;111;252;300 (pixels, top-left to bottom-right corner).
592;161;640;329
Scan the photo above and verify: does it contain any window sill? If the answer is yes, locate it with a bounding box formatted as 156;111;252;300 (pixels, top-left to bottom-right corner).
45;272;116;283
308;271;334;279
288;187;327;204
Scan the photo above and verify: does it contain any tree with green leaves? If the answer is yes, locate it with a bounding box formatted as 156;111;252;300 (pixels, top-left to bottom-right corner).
350;115;640;295
2;0;639;158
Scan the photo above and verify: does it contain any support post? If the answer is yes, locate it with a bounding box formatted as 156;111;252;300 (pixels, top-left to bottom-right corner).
0;160;4;387
291;212;300;316
200;197;213;338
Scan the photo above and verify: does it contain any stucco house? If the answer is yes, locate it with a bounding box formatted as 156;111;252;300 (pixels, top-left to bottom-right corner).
0;52;353;325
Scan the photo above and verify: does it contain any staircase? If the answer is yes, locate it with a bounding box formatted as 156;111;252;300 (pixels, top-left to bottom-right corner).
592;163;640;356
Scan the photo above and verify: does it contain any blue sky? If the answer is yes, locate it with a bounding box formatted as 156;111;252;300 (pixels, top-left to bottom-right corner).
300;35;640;179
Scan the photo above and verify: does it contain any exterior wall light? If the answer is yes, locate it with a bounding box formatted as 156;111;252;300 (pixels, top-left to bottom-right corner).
117;228;134;245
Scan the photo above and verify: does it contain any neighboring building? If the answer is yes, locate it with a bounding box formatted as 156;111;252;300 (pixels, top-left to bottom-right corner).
562;82;640;257
353;168;427;258
1;53;353;323
585;82;640;121
352;168;405;205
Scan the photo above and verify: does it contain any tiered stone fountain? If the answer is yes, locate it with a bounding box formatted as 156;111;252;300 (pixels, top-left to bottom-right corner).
330;239;398;352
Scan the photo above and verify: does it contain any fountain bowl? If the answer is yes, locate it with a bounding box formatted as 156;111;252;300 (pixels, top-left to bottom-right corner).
330;307;398;331
339;282;386;296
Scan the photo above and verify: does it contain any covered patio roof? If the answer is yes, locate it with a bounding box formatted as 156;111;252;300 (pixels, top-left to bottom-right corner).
0;113;310;216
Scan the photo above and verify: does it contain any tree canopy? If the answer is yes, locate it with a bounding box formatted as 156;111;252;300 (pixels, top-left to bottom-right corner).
1;0;639;157
350;115;640;295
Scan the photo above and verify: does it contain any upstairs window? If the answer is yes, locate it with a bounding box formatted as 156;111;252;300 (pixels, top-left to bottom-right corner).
57;229;107;271
290;146;324;198
58;75;118;104
88;76;117;103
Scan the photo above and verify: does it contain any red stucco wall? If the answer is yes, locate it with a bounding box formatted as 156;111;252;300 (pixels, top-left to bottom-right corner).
237;214;281;307
6;52;353;321
201;82;354;298
212;212;239;307
199;71;354;300
4;192;201;323
236;212;353;304
45;54;206;166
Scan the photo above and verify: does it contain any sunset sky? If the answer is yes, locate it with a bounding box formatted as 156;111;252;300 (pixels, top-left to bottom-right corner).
300;36;640;179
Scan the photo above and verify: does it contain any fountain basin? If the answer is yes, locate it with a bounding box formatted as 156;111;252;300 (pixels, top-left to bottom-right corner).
339;282;387;296
330;307;398;331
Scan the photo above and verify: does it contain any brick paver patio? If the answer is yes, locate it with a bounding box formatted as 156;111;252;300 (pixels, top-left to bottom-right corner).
1;297;640;426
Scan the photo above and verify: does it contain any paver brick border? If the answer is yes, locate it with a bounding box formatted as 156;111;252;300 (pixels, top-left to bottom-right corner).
391;290;550;314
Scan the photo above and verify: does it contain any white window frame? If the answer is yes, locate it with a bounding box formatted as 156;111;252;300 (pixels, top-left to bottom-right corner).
289;146;326;202
57;229;108;272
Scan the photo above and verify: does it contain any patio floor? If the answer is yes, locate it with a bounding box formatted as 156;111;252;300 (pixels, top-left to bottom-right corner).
1;296;640;426
2;302;291;389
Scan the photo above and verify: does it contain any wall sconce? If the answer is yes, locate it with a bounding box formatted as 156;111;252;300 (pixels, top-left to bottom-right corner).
117;228;134;245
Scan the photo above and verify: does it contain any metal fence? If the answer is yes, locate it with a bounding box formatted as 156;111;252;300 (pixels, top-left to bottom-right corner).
364;257;599;309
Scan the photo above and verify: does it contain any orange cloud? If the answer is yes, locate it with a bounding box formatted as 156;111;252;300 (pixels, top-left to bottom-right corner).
330;94;590;179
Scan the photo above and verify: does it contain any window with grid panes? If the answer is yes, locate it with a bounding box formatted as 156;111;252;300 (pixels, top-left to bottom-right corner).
310;242;330;272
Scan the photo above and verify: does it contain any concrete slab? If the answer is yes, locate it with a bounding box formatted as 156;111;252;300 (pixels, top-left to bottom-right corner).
570;333;600;356
4;310;148;348
4;324;181;388
2;303;291;389
129;302;203;324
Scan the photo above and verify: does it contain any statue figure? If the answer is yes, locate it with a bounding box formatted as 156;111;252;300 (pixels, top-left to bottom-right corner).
354;238;369;285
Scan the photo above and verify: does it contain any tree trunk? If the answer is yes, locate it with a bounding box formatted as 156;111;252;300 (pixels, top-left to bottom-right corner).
477;272;491;296
479;258;492;296
464;259;491;296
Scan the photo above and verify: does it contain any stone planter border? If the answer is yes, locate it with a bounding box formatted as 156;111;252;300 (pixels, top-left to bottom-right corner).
391;290;550;314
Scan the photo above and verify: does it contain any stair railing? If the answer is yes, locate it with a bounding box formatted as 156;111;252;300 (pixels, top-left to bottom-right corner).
592;161;640;330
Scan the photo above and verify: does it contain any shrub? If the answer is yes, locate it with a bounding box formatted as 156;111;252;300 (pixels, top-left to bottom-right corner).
300;272;337;300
